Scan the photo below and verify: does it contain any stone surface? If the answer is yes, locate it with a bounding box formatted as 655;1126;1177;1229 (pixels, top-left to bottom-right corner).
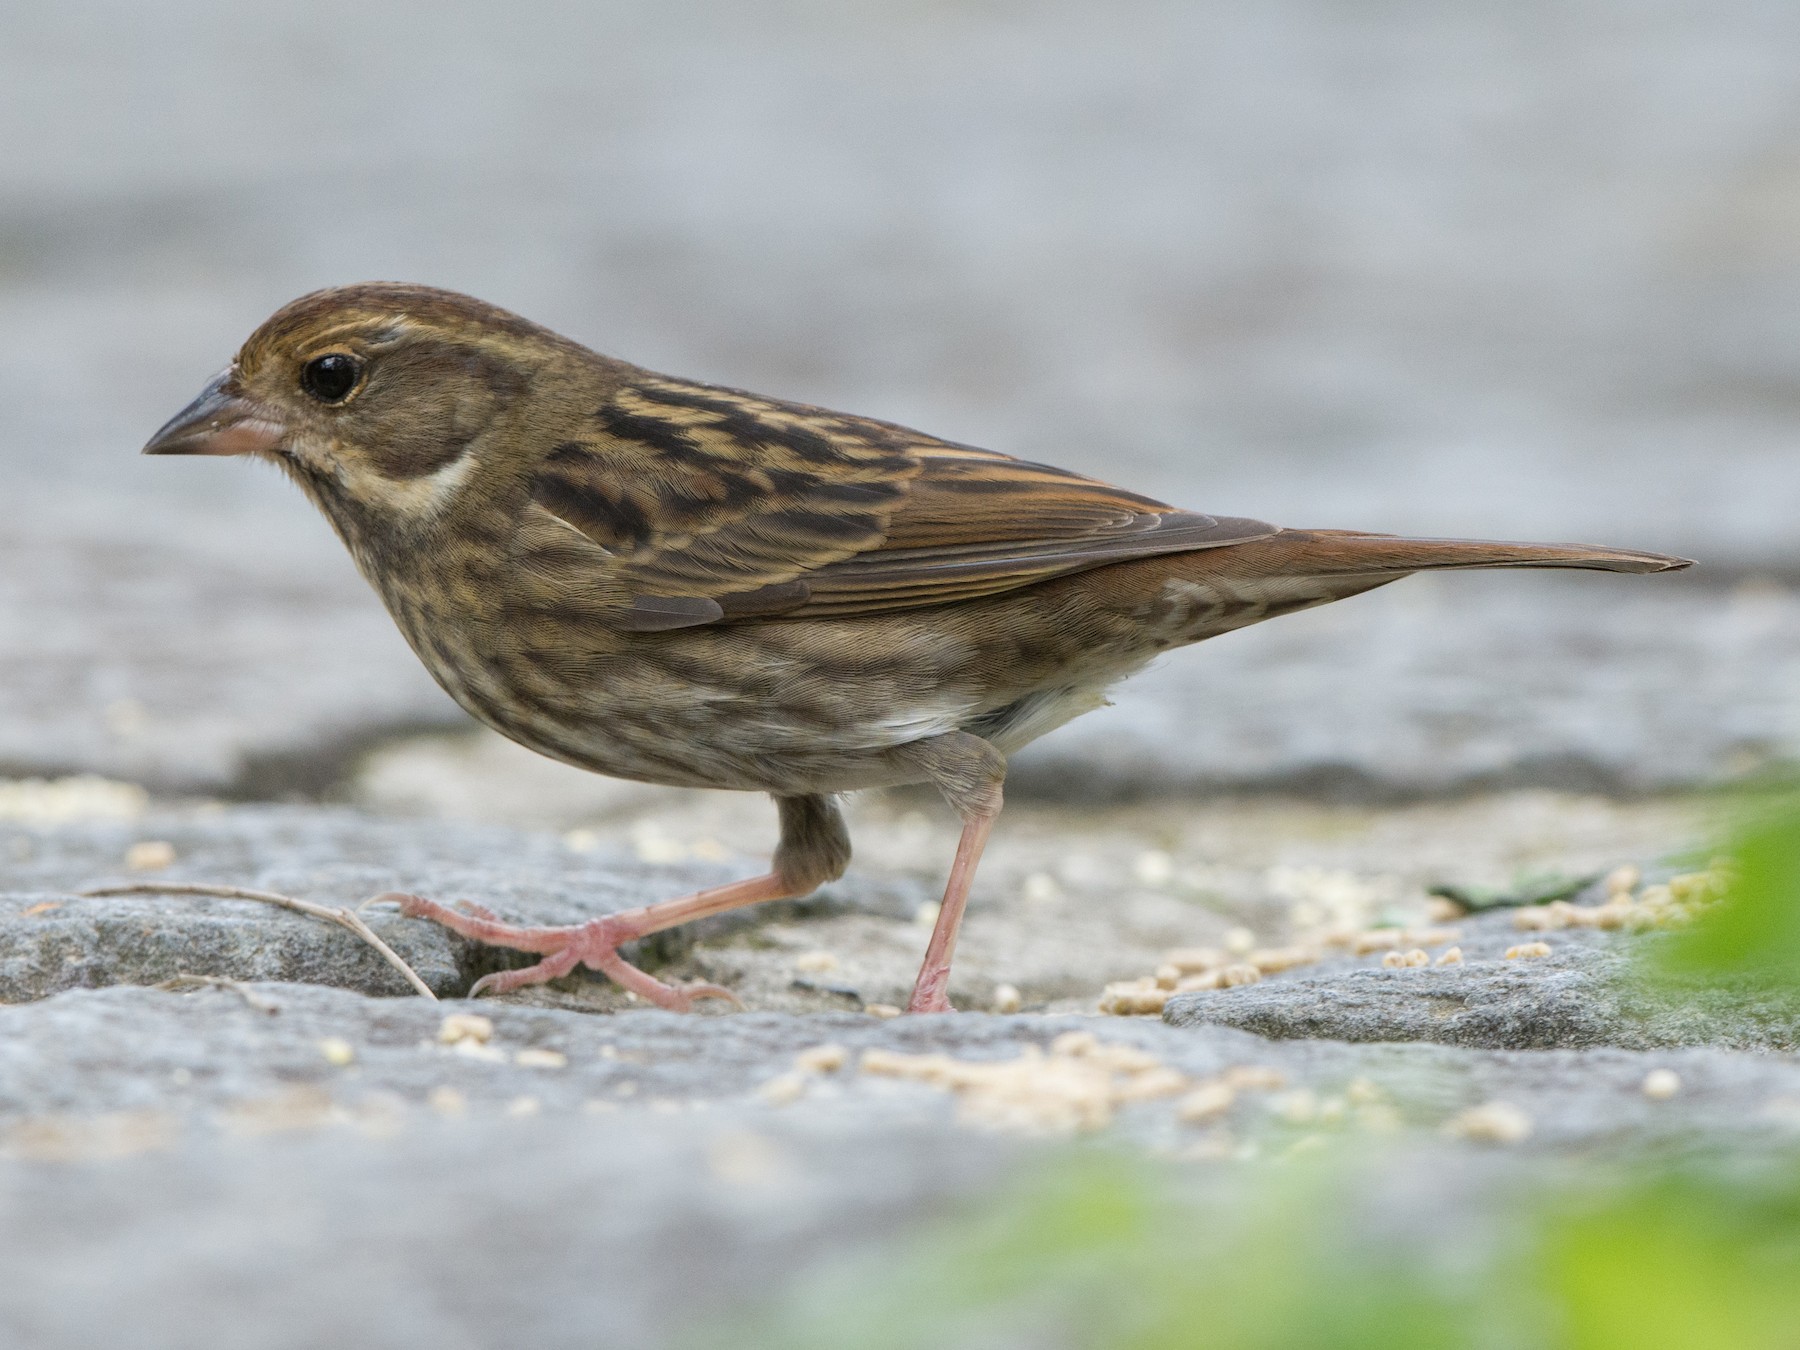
1165;908;1800;1051
3;2;1798;797
0;794;1787;1346
0;805;923;1003
3;983;1797;1158
0;984;1797;1347
0;792;1706;1016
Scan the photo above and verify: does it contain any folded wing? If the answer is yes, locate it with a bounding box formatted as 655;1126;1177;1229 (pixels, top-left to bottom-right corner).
528;374;1275;630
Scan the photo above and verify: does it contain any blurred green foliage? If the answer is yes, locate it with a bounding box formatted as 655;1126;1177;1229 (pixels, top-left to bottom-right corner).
1539;1170;1800;1350
696;1152;1481;1350
1659;786;1800;988
703;1149;1800;1350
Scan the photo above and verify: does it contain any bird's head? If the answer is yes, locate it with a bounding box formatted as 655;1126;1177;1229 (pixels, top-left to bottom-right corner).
144;282;592;535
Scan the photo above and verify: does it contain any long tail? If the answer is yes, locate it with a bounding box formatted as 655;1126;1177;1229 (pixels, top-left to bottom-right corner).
1121;527;1690;648
1226;529;1693;578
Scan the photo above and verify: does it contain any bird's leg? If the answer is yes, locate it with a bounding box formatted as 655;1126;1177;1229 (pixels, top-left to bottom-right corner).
907;803;1000;1013
890;732;1007;1014
388;794;852;1010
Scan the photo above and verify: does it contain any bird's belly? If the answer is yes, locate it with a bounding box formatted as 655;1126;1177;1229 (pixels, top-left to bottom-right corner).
394;613;985;791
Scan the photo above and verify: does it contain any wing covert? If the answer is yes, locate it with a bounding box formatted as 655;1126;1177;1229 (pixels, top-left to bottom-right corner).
525;374;1275;629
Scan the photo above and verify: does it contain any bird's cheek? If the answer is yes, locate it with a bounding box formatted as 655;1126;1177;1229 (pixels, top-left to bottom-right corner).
281;433;341;478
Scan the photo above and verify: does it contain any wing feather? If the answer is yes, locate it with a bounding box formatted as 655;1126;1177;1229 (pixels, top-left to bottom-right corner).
525;373;1275;629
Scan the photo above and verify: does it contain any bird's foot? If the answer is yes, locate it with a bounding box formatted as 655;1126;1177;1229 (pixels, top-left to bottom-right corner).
905;966;956;1014
376;892;742;1011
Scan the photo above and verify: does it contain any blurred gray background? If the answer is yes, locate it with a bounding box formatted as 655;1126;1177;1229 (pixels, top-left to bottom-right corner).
2;0;1796;797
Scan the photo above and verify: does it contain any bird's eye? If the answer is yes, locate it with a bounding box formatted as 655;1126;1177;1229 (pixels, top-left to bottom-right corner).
300;353;363;404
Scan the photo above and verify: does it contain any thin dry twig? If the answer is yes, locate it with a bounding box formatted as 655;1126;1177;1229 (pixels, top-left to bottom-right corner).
153;973;282;1014
79;881;438;1001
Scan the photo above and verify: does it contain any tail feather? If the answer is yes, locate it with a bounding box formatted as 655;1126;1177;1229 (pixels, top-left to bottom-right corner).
1236;529;1692;577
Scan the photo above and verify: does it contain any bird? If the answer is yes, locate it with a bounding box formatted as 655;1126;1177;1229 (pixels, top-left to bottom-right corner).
143;282;1692;1013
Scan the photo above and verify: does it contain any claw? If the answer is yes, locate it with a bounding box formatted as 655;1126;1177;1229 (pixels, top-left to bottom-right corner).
455;900;503;922
669;981;745;1012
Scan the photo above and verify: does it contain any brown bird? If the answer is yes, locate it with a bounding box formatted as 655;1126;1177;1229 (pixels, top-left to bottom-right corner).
143;283;1691;1012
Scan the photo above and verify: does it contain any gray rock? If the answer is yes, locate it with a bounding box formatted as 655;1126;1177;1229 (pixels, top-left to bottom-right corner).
1;984;1798;1348
1;981;1797;1152
0;806;922;1002
1164;909;1800;1050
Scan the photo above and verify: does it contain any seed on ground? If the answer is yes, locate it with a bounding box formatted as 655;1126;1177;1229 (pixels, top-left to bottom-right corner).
125;840;176;871
1448;1101;1533;1144
438;1014;494;1045
1176;1082;1236;1124
1505;942;1553;960
758;1072;808;1106
794;1043;848;1074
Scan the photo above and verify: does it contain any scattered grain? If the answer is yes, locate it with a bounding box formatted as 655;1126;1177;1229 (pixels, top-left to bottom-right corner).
758;1072;808;1106
1164;947;1225;974
1050;1031;1100;1058
438;1013;494;1045
794;1043;848;1074
125;840;176;872
1505;942;1553;960
1248;946;1319;974
0;776;146;826
1222;1065;1287;1092
1448;1101;1532;1144
1176;1082;1236;1124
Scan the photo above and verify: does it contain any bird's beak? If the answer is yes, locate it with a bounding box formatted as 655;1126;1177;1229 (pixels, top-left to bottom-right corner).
142;369;288;457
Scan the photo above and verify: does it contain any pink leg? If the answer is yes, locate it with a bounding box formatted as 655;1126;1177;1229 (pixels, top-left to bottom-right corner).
906;806;1000;1014
379;871;797;1010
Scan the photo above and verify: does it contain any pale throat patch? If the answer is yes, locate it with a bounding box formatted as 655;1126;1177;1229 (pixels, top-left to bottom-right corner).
294;435;480;519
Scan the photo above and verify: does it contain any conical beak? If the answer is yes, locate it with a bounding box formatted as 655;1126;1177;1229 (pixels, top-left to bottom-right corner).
142;369;288;457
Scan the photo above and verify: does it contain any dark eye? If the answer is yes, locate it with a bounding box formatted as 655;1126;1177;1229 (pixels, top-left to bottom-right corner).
300;353;363;403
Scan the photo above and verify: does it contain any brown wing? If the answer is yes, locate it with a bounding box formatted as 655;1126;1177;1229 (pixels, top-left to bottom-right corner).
527;373;1276;630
